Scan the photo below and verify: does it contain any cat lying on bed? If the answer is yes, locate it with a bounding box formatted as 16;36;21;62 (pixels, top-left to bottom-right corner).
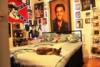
36;47;61;55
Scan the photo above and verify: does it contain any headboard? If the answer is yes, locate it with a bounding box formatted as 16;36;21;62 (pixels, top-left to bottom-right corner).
70;30;82;42
42;30;82;42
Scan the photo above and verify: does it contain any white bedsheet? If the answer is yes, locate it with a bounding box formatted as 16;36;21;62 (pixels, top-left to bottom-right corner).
10;42;82;67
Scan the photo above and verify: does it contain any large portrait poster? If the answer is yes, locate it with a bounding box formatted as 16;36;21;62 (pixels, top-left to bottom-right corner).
50;0;71;33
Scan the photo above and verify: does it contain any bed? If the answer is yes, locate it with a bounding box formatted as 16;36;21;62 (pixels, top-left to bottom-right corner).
10;30;83;67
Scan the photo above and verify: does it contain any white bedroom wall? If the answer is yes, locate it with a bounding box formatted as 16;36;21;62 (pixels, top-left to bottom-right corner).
80;0;100;58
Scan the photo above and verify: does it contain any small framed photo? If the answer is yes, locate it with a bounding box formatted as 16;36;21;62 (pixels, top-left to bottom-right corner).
75;11;81;18
85;18;90;24
76;19;83;28
86;12;90;17
93;29;100;35
93;37;100;44
41;18;47;25
92;22;100;27
93;16;98;19
75;3;80;10
74;0;80;2
34;2;44;19
26;0;30;5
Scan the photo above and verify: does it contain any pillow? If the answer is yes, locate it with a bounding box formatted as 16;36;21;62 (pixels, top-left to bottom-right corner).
66;33;79;43
51;33;61;43
42;33;51;42
58;34;67;42
50;33;56;40
42;33;56;42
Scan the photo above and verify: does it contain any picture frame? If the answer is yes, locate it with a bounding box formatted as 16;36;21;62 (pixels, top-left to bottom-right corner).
92;22;100;27
86;12;91;17
75;3;80;10
81;0;95;11
93;37;100;44
76;19;83;28
75;11;81;18
49;0;71;32
26;0;30;5
85;18;90;24
34;2;44;19
92;29;100;35
74;0;80;2
41;18;47;25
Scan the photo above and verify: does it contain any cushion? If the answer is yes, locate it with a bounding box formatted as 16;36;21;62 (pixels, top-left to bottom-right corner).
42;33;51;42
58;34;67;42
51;33;61;43
42;33;56;42
66;33;79;43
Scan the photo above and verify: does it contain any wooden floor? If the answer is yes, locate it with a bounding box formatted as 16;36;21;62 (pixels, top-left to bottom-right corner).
83;58;100;67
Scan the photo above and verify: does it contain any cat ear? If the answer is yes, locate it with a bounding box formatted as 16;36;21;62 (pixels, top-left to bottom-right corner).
59;47;62;51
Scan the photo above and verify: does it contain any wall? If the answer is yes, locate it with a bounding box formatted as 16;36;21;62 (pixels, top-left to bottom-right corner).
9;0;100;58
0;0;10;67
80;0;100;58
9;0;30;48
31;0;54;32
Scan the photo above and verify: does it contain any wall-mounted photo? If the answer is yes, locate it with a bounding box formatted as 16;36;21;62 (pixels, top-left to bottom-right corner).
92;29;100;35
93;37;100;44
34;2;44;19
85;18;90;24
81;0;95;11
86;12;91;17
74;0;80;2
41;18;47;25
75;3;80;10
49;0;71;33
75;11;81;18
26;0;30;5
92;22;100;27
76;19;83;28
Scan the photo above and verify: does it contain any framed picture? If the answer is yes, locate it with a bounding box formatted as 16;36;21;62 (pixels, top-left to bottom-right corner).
81;0;95;11
76;19;83;28
41;18;47;25
74;0;80;2
75;3;80;10
92;22;100;27
85;18;90;24
75;11;81;18
86;12;91;17
93;29;100;35
34;2;44;19
93;37;100;44
49;0;71;33
26;0;30;5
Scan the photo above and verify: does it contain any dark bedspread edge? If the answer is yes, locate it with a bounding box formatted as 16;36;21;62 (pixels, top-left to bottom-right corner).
64;46;84;67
